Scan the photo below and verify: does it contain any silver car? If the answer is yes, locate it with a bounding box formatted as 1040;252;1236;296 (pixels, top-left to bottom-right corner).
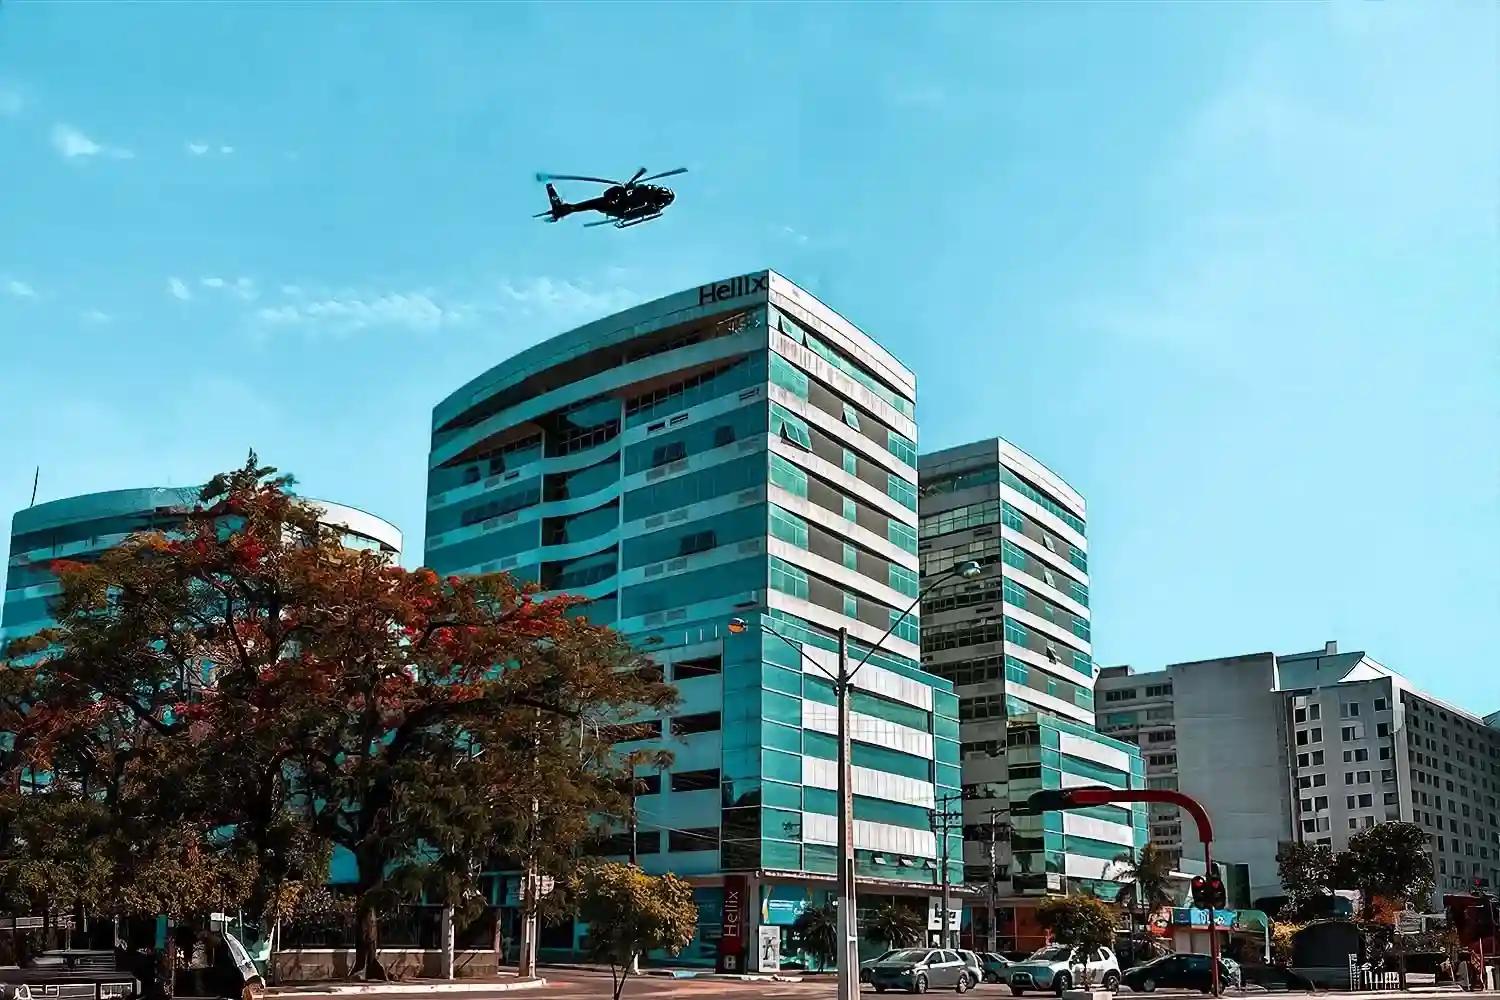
955;950;984;988
868;948;974;994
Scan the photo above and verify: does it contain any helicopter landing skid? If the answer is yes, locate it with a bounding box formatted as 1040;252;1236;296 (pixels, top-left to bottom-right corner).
585;213;663;229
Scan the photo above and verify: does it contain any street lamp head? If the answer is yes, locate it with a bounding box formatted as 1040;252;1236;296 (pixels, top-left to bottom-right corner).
956;560;982;579
726;617;748;635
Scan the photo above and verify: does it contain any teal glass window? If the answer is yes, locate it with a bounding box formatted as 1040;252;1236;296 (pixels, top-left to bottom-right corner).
842;496;856;521
889;609;918;644
932;714;959;741
804;843;837;874
763;664;803;697
622;403;766;474
803;675;836;706
1002;504;1025;532
770;454;808;498
854;796;931;831
888;519;917;554
1004;618;1028;646
887;474;918;511
842;542;857;571
1069;580;1090;608
1000;468;1085;535
935;762;962;789
804;787;838;815
841;402;861;431
801;329;914;418
762;780;802;810
769;505;809;549
1006;659;1029;685
804;730;837;759
770;353;809;399
851;688;929;731
1002;578;1030;611
763;749;802;784
1001;539;1027;571
842;449;857;476
888;564;919;598
1068;544;1087;572
762;720;802;753
887;430;916;466
623;453;764;521
1072;618;1090;641
770;403;813;450
622;504;765;569
852;742;932;782
762;840;802;871
842;592;858;618
620;557;762;617
762;690;803;727
769;556;809;600
763;806;803;841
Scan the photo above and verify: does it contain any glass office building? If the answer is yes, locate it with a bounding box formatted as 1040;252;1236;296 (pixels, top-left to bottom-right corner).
918;439;1145;949
425;270;961;968
2;486;401;647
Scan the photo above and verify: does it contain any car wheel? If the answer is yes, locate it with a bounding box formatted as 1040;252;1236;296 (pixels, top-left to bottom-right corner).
914;973;929;994
1104;971;1121;991
1053;973;1072;997
986;972;1000;984
875;988;888;995
1140;978;1157;993
957;975;969;994
1011;989;1027;997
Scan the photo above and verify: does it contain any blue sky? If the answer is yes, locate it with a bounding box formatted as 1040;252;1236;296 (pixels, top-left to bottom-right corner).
1;4;1495;708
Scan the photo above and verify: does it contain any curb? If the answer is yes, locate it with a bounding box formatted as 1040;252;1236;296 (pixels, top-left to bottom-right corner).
268;978;547;995
643;969;804;982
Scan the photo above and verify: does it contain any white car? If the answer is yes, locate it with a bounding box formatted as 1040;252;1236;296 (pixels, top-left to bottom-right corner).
1006;945;1121;996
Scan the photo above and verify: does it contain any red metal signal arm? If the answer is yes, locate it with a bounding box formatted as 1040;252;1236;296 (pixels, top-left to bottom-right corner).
1034;786;1214;844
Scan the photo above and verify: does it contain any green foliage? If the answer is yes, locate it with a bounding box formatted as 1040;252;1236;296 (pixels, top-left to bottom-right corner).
1;455;677;982
791;902;839;973
1277;842;1337;920
1335;822;1435;919
1111;844;1179;911
866;901;925;948
570;863;697;1000
1037;895;1117;986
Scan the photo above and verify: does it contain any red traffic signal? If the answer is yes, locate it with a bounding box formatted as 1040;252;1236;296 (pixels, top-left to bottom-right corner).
1191;876;1209;907
1190;874;1227;909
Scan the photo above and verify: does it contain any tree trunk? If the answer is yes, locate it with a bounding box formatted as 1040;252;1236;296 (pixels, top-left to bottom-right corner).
353;895;387;981
159;915;178;1000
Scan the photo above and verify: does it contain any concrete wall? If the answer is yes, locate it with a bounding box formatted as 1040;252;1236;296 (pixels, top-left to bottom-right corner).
272;949;497;982
1172;653;1292;903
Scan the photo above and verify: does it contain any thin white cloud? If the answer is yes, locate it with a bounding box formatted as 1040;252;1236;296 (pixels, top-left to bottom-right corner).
51;123;133;160
81;309;112;324
255;292;459;335
186;141;210;156
496;276;638;321
201;276;226;289
233;276;256;300
167;277;192;301
220;145;235;155
186;141;235;157
0;87;22;117
280;284;303;297
4;278;36;299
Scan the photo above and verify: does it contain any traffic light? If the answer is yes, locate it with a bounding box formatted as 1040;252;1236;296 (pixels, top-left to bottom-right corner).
1191;876;1209;908
1190;873;1227;909
1476;889;1497;938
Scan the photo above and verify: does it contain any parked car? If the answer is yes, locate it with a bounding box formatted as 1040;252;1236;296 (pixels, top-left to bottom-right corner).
868;948;975;994
862;950;902;983
1121;953;1240;993
955;950;984;988
1240;963;1315;991
981;951;1014;983
1007;945;1121;996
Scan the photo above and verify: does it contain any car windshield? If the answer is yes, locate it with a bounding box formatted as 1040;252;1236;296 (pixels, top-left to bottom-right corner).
889;950;930;963
1030;946;1072;961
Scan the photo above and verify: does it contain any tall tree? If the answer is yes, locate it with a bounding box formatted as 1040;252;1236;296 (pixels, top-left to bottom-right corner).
1276;842;1337;920
570;862;698;1000
1334;822;1435;920
1111;844;1178;912
791;902;839;973
866;901;925;949
2;454;675;981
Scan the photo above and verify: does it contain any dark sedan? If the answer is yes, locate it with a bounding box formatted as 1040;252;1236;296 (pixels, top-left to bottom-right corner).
868;948;973;994
1122;953;1239;993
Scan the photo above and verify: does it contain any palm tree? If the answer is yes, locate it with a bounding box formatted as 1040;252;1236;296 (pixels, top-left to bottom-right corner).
1110;844;1178;966
791;902;839;972
866;901;925;949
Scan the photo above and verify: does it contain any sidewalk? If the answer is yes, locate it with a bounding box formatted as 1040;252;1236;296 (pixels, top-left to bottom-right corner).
266;976;546;995
538;960;805;983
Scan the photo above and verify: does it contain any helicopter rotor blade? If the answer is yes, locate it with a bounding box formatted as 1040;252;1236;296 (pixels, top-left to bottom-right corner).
638;167;688;183
535;172;620;185
626;166;648;186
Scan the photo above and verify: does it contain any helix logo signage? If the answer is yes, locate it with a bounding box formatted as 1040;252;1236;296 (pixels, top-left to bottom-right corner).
698;273;768;305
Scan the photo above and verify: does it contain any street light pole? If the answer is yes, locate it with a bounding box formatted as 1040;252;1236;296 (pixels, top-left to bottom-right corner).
729;559;980;1000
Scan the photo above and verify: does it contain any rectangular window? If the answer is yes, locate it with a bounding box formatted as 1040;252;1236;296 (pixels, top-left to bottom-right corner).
1375;697;1389;711
770;556;809;600
667;827;719;853
770;353;809;399
1309;704;1321;721
842;449;858;476
673;655;722;680
769;505;809;549
670;768;720;792
889;609;919;644
889;519;917;554
769;453;808;498
888;430;916;467
887;473;918;511
671;712;721;737
889;563;919;597
842;592;857;618
770;403;812;450
1342;726;1357;741
841;401;861;431
842;542;857;570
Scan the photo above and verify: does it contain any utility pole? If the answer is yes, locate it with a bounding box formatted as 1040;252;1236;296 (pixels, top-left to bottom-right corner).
985;806;1008;954
517;712;541;980
930;793;964;949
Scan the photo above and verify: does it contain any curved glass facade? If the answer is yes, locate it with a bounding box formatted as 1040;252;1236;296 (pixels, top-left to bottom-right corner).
2;487;402;646
427;270;959;967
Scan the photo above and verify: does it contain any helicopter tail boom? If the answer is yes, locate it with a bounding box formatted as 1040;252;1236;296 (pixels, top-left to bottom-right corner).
533;183;573;221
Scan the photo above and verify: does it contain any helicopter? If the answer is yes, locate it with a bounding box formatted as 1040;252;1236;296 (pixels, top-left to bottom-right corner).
533;166;687;228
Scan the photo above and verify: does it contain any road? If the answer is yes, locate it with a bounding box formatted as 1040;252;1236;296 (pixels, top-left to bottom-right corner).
321;968;1298;998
